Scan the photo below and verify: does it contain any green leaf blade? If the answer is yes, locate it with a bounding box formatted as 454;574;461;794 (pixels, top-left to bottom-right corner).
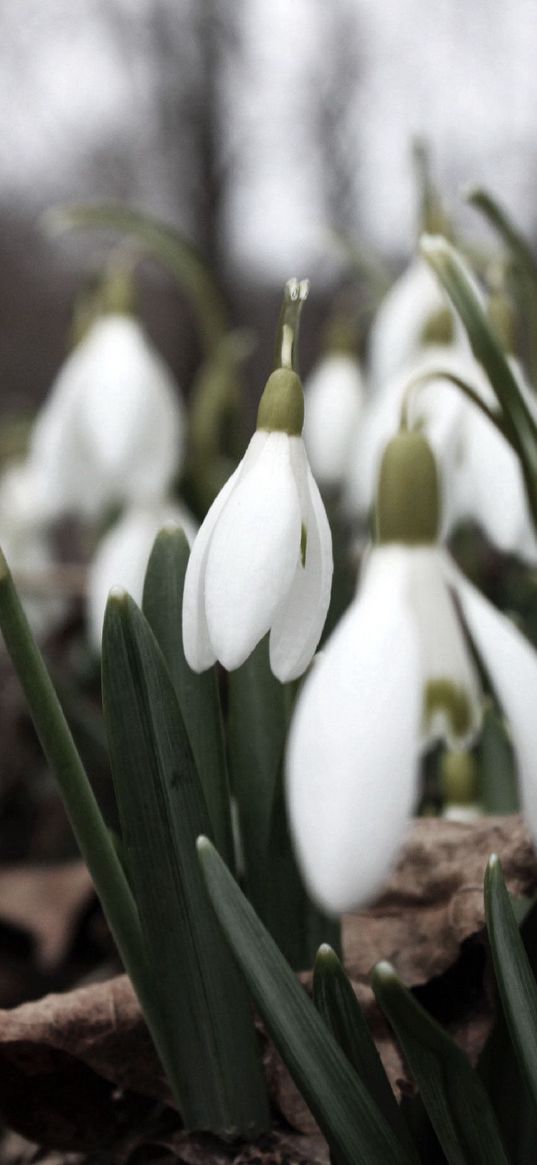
198;836;420;1165
142;525;234;869
372;961;509;1165
102;591;269;1137
313;945;414;1153
485;854;537;1117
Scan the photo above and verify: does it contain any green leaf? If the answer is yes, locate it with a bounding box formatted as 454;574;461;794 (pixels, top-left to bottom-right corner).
372;961;509;1165
485;855;537;1118
142;526;234;868
466;186;537;385
466;187;537;286
226;636;289;913
477;703;519;814
45;203;227;353
313;945;414;1153
420;234;537;530
197;836;420;1165
102;591;269;1136
479;893;537;1163
0;550;147;996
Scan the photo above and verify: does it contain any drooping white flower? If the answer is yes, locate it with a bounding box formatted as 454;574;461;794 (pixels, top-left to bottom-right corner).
368;256;462;390
287;430;537;914
0;459;66;637
303;352;364;489
87;500;197;651
182;367;333;682
346;345;537;562
28;313;186;520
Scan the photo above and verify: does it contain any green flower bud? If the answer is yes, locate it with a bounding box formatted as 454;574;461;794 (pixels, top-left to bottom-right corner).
375;431;440;545
256;368;304;436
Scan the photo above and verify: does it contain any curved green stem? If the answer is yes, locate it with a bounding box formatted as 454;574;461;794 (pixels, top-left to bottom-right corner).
400;369;513;447
421;234;537;532
274;277;309;373
44;203;228;355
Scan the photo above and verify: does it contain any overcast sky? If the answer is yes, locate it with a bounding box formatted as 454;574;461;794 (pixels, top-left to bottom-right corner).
2;0;537;283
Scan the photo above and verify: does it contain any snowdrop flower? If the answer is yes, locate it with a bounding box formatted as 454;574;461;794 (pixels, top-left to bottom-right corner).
287;428;537;914
0;459;66;637
87;500;197;650
368;256;462;390
28;313;185;520
183;367;333;681
346;345;537;562
303;352;364;489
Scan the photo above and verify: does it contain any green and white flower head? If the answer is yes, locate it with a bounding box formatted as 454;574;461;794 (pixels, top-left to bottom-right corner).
28;309;186;521
346;344;537;563
303;351;364;489
287;428;537;914
183;280;333;682
88;500;197;652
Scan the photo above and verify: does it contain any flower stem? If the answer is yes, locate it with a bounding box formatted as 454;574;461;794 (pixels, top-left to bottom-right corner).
44;203;228;356
274;277;309;373
400;369;513;445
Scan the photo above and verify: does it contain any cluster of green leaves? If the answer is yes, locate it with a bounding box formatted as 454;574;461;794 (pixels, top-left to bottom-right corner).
200;836;537;1164
0;521;337;1138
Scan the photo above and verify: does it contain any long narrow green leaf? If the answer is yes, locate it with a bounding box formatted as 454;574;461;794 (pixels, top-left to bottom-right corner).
372;961;509;1165
485;854;537;1116
227;635;289;913
420;234;537;529
197;836;420;1165
313;945;413;1153
466;188;537;286
0;551;146;992
46;203;227;353
466;186;537;384
142;526;234;868
479;892;537;1162
477;703;519;813
102;592;269;1137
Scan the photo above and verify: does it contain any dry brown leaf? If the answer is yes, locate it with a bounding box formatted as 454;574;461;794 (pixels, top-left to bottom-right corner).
344;814;537;984
0;815;534;1157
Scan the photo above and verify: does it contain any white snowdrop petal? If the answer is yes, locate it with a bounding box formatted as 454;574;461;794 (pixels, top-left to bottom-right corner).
286;546;422;914
368;257;461;390
303;353;364;487
29;315;185;520
182;453;251;672
453;395;537;562
405;548;482;747
205;432;302;671
270;443;333;681
450;563;537;843
77;315;185;499
88;501;197;651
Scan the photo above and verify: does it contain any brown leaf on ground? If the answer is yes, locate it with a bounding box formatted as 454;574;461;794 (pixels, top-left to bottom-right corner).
344;814;537;984
0;863;94;970
0;815;534;1157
